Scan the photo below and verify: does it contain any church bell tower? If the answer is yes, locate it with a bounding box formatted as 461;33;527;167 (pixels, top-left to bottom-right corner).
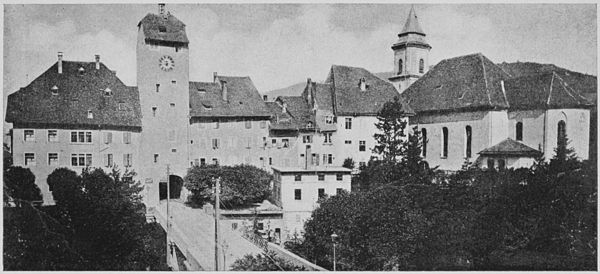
389;6;431;93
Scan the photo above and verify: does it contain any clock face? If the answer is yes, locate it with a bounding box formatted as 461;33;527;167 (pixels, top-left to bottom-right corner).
159;55;175;71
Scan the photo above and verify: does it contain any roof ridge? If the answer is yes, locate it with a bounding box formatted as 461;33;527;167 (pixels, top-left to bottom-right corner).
479;54;492;106
547;72;555;105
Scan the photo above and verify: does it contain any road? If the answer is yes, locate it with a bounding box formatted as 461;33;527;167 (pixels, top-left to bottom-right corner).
155;201;263;271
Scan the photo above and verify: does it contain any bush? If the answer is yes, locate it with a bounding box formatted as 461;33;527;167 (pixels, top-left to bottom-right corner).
4;166;42;204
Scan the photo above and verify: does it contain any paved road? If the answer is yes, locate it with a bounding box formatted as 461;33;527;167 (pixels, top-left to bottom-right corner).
155;201;262;271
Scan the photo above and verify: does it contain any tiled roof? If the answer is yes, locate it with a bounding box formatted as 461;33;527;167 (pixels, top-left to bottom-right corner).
138;13;188;44
479;138;541;157
276;96;316;131
504;72;593;110
498;62;597;95
189;76;271;118
302;82;334;112
5;61;141;130
265;101;298;131
325;65;414;116
400;6;425;36
403;53;510;113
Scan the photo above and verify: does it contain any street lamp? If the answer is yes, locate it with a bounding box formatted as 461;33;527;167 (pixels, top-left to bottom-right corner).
331;232;339;271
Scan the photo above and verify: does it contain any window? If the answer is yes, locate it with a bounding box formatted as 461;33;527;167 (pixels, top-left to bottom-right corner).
294;189;302;200
200;158;206;166
260;157;265;167
318;188;325;199
498;159;506;170
269;157;273;165
158;26;167;32
214;119;220;129
318;174;325;181
152;107;157;117
171;80;177;85
345;118;352;129
441;127;449;158
282;139;289;148
398;59;403;75
103;132;112;144
71;153;92;167
421;128;427;157
359;161;366;168
87;110;93;119
123;154;132;167
487;158;495;169
419;59;424;73
212;138;220;149
45;153;59;166
48;130;58;142
324;133;332;144
170;103;175;108
311;153;320;166
71;131;92;143
336;188;343;195
302;135;312;144
345;140;352;144
123;132;131;144
294;174;302;181
245;120;252;129
193;158;199;166
24;130;34;142
359;140;366;152
306;121;313;129
465;126;472;158
156;84;160;93
256;223;264;231
336;174;343;181
212;158;219;165
105;154;113;167
557;120;567;149
51;85;59;95
25;153;36;166
260;121;266;129
325;116;333;124
516;122;523;141
323;154;333;165
272;139;277;148
154;154;159;163
119;102;127;111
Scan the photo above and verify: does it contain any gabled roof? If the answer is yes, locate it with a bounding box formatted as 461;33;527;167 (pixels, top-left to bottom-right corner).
504;72;593;110
5;61;141;129
138;13;188;44
403;53;510;113
400;6;425;36
265;102;298;131
325;65;414;116
276;96;316;131
189;76;271;118
479;138;541;157
498;61;597;96
302;82;334;112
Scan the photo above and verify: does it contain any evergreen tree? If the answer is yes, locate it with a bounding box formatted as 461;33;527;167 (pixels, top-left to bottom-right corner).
373;96;410;161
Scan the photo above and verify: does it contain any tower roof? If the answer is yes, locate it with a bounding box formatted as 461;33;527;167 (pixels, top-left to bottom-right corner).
399;6;425;36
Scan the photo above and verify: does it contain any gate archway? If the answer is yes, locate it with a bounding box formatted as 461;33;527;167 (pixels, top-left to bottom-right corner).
159;175;183;200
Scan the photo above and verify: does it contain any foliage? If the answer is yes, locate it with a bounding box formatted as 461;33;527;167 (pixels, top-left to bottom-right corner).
230;251;307;271
4;166;42;205
4;143;12;171
372;96;410;161
342;158;355;169
184;164;273;208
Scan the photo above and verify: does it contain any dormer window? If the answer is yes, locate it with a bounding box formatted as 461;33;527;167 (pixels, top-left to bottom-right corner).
307;121;313;128
50;85;58;95
198;88;206;94
104;87;113;96
78;67;85;74
158;26;167;33
87;110;93;119
118;102;127;111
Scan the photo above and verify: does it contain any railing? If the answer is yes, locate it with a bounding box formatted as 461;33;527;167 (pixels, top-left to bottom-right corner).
240;228;269;251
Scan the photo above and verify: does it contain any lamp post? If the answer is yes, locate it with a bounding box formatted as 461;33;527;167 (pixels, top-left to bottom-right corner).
331;232;338;271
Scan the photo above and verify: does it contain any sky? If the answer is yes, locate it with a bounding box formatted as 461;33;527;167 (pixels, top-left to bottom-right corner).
2;3;597;117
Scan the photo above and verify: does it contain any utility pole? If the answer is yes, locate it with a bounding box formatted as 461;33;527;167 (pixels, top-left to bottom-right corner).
214;177;221;271
166;165;171;270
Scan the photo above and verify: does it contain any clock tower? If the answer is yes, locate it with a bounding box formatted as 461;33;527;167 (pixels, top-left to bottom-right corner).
389;6;431;93
137;4;190;208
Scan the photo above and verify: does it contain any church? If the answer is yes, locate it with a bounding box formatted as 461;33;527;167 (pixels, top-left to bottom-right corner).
5;4;594;212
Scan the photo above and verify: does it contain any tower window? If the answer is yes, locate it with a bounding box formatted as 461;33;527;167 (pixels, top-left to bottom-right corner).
516;122;523;141
398;59;403;75
442;127;449;158
419;59;425;73
465;126;472;158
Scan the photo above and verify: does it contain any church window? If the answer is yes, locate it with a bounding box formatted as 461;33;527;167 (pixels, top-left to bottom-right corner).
421;128;427;157
419;59;425;73
465;126;472;158
557;120;567;149
398;59;403;75
516;122;523;141
441;127;449;158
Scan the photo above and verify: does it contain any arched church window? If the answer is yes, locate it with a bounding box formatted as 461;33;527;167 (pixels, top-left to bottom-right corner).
465;126;472;158
516;122;523;141
557;120;567;149
441;127;448;158
398;59;403;75
419;59;424;73
421;128;427;157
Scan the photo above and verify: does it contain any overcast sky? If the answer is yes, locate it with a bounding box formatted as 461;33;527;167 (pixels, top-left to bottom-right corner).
3;3;597;103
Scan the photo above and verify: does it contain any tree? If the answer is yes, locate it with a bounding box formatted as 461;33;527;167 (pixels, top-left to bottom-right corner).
342;158;355;170
372;96;410;161
184;164;273;208
4;166;42;205
230;251;307;271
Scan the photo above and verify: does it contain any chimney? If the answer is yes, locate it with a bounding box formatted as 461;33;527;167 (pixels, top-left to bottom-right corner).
95;55;100;70
213;72;218;83
220;80;228;101
158;3;165;15
359;78;366;91
57;52;63;74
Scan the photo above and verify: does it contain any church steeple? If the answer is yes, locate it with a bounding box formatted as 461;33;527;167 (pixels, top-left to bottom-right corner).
388;6;431;93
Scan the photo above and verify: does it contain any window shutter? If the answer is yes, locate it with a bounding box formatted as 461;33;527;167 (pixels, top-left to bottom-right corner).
103;133;108;144
123;154;127;166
